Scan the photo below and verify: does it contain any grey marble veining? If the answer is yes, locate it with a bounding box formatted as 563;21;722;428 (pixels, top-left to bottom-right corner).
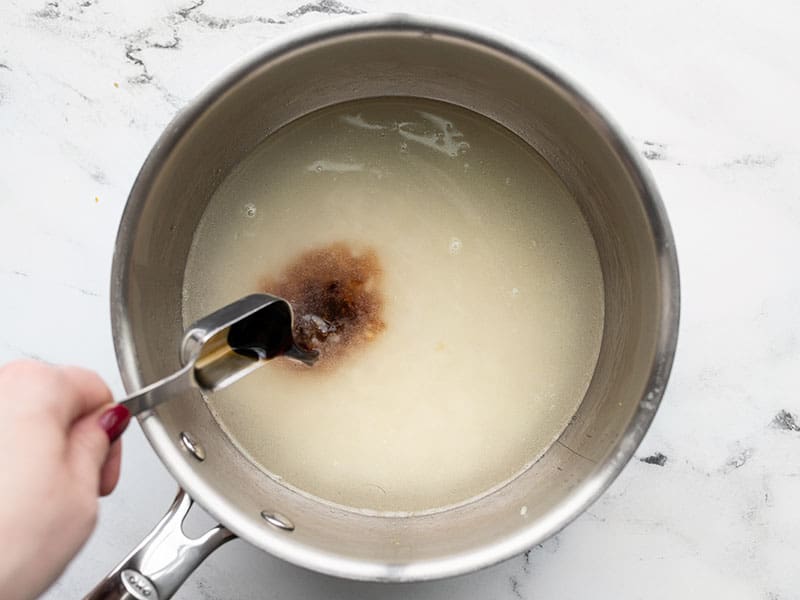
1;1;799;598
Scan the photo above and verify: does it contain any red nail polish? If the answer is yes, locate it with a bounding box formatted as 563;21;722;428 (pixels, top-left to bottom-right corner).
98;405;131;442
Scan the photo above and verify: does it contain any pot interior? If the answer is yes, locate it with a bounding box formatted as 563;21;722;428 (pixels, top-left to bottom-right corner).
112;20;677;580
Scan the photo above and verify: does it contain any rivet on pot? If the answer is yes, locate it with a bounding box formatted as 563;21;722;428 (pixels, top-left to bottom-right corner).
260;510;294;531
179;431;206;461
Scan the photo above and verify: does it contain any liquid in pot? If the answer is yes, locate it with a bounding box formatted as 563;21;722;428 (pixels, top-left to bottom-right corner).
182;98;604;514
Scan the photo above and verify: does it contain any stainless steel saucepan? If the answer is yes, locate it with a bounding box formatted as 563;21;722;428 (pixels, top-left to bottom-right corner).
88;14;679;600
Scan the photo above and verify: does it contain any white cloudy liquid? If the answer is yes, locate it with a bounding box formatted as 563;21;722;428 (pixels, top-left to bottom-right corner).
182;98;604;514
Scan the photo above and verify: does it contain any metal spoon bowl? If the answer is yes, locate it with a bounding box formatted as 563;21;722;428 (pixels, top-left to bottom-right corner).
120;294;316;417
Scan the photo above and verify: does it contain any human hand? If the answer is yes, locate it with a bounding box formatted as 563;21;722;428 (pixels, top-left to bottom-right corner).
0;360;130;600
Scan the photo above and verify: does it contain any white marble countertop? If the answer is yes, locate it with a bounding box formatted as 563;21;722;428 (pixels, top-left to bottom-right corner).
1;1;798;598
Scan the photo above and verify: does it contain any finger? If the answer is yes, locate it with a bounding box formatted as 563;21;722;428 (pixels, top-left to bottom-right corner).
68;405;114;491
54;366;113;426
97;404;131;442
99;439;122;496
0;359;64;413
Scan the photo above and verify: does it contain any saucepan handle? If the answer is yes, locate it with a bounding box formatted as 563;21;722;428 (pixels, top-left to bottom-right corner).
84;489;235;600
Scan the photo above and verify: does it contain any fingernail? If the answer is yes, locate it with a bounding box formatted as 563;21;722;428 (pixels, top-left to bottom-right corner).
98;405;131;442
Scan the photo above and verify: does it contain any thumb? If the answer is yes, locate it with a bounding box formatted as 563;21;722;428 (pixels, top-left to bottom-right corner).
68;405;130;491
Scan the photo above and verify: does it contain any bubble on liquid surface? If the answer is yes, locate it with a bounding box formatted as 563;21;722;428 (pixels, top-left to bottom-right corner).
396;112;470;158
244;203;257;218
340;113;387;131
448;237;462;255
511;287;520;297
308;160;364;174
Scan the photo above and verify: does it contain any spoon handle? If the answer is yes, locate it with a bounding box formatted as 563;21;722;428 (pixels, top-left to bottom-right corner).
118;362;196;417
